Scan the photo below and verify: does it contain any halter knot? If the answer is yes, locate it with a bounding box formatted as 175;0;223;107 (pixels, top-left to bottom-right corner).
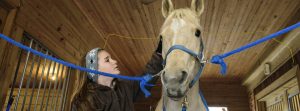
139;74;155;97
211;55;227;75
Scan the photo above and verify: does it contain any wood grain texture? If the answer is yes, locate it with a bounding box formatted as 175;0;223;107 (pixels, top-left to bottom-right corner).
13;0;300;79
1;0;300;110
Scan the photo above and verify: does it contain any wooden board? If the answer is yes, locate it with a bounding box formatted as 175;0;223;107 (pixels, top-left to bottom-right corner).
11;0;300;80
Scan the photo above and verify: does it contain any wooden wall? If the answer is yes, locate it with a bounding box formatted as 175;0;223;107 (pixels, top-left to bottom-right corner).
247;51;300;111
6;0;300;79
0;0;77;110
134;79;250;111
200;79;250;111
0;2;22;109
0;0;299;110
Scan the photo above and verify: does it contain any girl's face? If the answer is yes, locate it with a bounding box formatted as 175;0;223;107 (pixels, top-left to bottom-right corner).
98;50;120;74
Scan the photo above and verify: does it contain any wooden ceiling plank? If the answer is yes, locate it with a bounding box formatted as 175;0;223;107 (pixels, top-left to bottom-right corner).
19;0;87;60
224;0;275;78
108;0;146;74
16;13;78;62
204;0;227;77
11;0;300;79
212;0;238;77
74;0;133;75
236;0;290;78
201;0;214;78
221;0;254;78
241;0;300;78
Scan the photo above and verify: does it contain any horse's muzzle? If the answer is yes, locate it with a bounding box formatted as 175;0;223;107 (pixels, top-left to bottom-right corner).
166;88;186;101
162;70;187;84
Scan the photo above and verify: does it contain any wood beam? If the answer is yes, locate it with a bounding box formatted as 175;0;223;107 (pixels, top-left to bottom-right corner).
0;0;20;10
298;67;300;92
0;8;17;67
255;66;298;99
243;27;300;91
0;26;23;110
0;8;19;110
296;51;300;91
0;9;17;67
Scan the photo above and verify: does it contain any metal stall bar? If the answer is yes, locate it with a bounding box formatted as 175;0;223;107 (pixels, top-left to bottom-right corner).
21;43;40;111
295;95;299;111
13;39;33;111
45;62;58;111
293;97;296;111
4;33;68;111
276;103;278;111
58;67;68;111
28;46;46;110
288;94;300;111
54;66;65;111
61;69;71;111
289;98;294;111
33;50;49;111
290;97;295;111
292;96;296;111
39;60;55;111
279;103;283;110
50;64;62;111
5;39;24;111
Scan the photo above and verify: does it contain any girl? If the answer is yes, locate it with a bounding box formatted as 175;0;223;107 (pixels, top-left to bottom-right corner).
71;46;162;111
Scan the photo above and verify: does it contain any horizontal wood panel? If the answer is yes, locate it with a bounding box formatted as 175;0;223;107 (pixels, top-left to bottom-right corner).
3;0;300;110
134;79;250;111
13;0;300;79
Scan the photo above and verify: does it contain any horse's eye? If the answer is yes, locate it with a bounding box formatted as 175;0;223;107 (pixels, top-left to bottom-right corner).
195;29;201;37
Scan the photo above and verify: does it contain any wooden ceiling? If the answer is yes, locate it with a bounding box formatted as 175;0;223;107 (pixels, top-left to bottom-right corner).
14;0;300;80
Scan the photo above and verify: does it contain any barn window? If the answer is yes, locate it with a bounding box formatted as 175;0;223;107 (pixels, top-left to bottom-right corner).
208;107;228;111
3;33;71;111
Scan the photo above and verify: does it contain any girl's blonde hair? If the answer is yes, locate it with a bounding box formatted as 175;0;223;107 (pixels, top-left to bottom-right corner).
70;57;89;104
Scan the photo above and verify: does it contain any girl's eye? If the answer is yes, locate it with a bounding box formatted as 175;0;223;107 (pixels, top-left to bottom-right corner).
105;59;109;62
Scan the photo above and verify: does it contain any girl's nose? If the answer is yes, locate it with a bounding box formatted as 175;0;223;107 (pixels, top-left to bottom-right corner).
112;59;117;64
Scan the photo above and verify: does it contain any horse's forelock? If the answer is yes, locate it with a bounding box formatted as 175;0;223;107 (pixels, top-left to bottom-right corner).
161;9;200;31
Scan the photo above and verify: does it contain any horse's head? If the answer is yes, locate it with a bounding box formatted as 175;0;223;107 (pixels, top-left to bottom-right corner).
160;0;205;100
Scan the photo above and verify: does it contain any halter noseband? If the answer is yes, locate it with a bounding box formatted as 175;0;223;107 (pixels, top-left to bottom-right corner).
162;37;206;111
162;37;205;88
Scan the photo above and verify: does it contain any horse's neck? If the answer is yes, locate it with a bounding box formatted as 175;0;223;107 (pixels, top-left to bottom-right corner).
164;82;201;110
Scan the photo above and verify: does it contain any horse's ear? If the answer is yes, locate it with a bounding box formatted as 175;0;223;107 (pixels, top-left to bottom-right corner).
162;0;174;18
191;0;204;16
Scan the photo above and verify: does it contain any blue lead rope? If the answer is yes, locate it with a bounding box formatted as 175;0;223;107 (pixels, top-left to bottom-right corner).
1;21;300;111
0;33;154;98
211;22;300;75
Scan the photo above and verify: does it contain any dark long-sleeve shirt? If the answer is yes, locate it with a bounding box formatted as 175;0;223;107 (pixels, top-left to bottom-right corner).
71;52;163;111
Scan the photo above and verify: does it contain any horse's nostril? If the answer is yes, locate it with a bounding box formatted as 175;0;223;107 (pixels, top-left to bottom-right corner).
179;71;187;83
182;71;187;75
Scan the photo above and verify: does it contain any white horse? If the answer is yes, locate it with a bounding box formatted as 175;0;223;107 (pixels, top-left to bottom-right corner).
155;0;208;111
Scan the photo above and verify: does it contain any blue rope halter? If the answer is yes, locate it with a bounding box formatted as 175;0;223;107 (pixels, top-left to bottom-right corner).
161;37;209;111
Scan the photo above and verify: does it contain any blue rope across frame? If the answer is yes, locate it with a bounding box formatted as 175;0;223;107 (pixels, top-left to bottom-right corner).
0;22;299;110
211;22;300;75
0;33;154;97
